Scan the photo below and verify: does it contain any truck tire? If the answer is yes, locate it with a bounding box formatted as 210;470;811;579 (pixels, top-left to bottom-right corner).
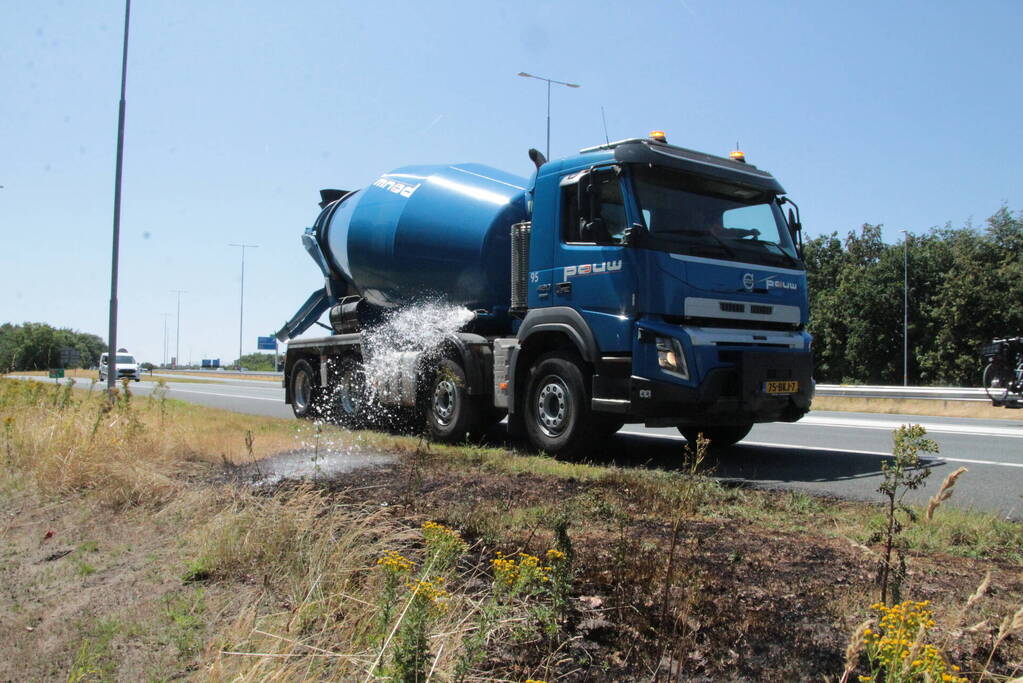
290;359;319;419
332;356;369;428
983;362;1011;403
679;423;753;449
524;352;595;458
425;358;483;442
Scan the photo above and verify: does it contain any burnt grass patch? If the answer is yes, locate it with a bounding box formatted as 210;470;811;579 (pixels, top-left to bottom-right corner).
303;452;1023;681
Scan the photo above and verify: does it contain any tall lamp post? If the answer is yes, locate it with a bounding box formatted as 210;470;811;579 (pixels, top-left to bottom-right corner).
171;290;186;368
517;72;580;160
229;243;259;368
161;313;171;367
106;0;131;393
900;229;909;386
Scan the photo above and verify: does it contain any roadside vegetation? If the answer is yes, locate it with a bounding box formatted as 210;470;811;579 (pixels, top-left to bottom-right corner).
812;395;1023;421
805;207;1023;387
1;377;1021;681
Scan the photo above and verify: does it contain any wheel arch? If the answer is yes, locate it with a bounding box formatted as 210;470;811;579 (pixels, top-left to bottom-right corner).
510;308;599;415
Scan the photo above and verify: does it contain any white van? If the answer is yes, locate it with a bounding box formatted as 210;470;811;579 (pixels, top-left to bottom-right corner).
99;351;141;382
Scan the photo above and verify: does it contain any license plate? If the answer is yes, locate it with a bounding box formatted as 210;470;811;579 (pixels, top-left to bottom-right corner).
764;380;798;394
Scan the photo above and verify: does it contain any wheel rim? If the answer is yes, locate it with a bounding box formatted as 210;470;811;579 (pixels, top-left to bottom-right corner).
535;375;571;438
432;378;457;426
338;365;363;415
294;371;312;412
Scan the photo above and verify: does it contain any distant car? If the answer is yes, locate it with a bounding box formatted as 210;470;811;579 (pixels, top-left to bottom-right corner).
98;351;141;382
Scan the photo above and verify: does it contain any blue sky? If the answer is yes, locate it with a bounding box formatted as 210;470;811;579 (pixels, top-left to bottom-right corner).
3;1;1021;365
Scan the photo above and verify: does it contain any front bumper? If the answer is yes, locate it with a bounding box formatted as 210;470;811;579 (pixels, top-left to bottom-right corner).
597;350;813;427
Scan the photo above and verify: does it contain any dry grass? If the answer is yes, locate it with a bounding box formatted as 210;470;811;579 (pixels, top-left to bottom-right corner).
812;395;1023;420
159;370;282;382
0;378;347;507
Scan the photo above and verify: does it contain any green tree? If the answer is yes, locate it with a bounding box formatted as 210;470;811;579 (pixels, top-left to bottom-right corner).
0;322;107;371
803;207;1023;386
231;353;280;371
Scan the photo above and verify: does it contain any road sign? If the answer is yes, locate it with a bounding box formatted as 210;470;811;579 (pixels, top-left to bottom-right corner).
48;368;65;379
257;336;276;351
58;347;81;368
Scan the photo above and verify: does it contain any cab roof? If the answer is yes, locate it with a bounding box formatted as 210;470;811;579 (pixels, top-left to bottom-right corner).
540;137;785;195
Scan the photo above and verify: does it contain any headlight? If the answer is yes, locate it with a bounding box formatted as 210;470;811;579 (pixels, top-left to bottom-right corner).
655;336;689;379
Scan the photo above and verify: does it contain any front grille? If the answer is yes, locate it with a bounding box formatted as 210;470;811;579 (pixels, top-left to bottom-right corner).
719;302;745;313
666;314;803;332
750;305;773;315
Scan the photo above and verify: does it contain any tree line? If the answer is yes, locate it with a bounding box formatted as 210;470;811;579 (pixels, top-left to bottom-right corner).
0;323;107;372
804;206;1023;386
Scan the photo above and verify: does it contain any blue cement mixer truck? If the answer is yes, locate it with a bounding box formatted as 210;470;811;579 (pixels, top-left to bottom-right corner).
278;132;813;455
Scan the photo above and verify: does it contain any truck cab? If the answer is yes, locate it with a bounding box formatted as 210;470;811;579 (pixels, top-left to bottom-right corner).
506;135;812;449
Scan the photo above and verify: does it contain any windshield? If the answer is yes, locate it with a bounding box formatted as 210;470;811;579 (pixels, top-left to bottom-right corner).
631;165;801;268
113;355;136;364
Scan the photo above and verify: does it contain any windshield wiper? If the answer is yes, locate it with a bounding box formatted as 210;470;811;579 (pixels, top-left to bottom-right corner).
737;237;801;267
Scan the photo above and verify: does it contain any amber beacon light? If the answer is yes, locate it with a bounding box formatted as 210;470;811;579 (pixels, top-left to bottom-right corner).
649;130;667;142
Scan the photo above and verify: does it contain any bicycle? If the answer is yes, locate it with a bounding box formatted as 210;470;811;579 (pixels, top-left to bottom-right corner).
981;336;1023;406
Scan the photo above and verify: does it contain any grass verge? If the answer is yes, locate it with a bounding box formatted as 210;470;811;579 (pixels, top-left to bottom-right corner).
1;377;1021;681
812;394;1023;420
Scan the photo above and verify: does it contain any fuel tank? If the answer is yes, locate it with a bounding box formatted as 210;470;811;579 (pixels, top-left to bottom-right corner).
321;163;529;312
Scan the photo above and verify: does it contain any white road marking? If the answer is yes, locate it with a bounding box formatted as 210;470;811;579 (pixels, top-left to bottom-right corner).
620;430;1023;469
797;415;1023;439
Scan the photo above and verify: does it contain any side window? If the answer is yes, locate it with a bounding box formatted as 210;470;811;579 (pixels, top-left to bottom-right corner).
561;183;584;242
560;170;627;244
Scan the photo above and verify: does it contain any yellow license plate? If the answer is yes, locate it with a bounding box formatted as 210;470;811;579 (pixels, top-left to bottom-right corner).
764;380;798;394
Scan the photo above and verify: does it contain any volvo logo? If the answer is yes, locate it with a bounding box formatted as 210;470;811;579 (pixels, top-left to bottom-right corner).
742;272;755;292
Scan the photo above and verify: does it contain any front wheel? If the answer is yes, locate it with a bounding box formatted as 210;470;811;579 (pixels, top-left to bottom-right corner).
983;362;1011;402
290;359;319;419
524;353;594;457
679;423;753;449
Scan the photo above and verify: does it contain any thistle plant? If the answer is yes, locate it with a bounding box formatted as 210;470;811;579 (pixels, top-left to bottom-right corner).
875;425;936;605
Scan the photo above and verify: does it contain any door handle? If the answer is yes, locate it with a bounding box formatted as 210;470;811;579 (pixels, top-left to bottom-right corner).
555;282;572;296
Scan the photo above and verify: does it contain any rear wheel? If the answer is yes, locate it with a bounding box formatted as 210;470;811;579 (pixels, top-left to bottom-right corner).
524;352;594;457
983;362;1011;402
332;356;369;428
679;423;753;449
290;359;319;419
425;358;482;442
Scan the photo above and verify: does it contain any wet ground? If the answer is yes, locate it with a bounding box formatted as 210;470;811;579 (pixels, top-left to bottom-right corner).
230;448;396;487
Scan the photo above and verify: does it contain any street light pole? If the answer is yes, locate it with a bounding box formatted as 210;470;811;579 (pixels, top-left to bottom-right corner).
229;243;259;367
106;0;131;393
517;72;580;160
900;230;909;387
171;290;186;368
161;313;171;366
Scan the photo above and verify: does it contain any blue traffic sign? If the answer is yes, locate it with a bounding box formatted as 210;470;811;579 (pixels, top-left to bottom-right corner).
257;336;277;351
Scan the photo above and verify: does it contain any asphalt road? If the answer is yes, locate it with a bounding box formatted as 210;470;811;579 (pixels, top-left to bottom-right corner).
16;374;1023;519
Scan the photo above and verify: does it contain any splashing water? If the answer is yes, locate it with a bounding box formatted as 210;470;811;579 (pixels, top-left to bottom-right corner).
362;302;475;398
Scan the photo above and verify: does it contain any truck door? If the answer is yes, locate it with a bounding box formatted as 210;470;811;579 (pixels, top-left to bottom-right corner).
554;166;636;352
